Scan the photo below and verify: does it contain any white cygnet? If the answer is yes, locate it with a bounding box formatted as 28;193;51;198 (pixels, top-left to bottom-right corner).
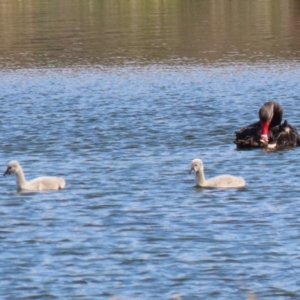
189;158;245;188
4;160;66;191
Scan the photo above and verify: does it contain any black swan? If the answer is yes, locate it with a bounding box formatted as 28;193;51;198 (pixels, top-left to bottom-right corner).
234;101;300;149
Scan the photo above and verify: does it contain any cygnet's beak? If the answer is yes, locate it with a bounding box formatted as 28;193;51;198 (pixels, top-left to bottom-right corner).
189;167;195;174
3;167;11;177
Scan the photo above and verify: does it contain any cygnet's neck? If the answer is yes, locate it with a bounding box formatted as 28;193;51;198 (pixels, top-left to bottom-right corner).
15;167;27;189
195;169;206;186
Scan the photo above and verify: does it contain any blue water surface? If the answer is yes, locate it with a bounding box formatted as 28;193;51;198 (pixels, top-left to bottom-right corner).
0;64;300;299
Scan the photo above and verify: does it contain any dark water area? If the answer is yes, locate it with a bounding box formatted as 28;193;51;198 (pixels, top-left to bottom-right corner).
1;0;300;68
1;1;300;299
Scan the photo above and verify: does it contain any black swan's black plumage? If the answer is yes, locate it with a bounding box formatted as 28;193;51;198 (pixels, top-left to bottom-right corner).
234;102;300;149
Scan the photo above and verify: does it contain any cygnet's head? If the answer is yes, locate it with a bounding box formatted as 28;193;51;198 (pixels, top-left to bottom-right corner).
189;158;204;174
3;160;21;176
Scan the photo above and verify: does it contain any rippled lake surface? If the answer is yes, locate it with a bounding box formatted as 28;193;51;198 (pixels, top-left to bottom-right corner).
1;1;300;299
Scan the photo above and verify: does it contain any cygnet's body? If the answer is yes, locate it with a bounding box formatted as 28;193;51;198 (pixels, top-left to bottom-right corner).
4;160;66;191
189;158;245;188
